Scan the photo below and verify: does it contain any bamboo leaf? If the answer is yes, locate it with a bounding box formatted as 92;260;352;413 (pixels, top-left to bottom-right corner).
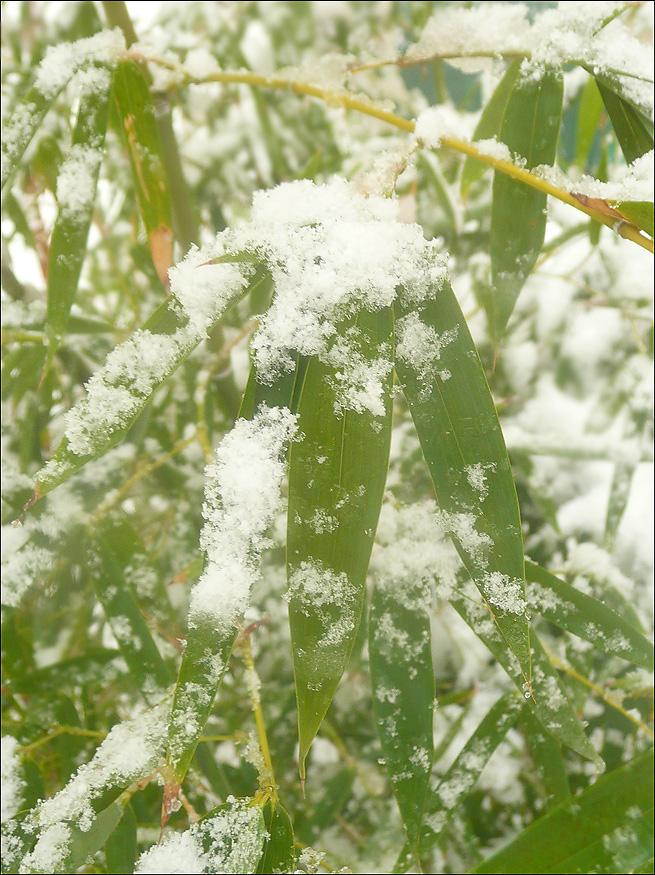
393;692;523;874
105;802;137;875
472;749;654;874
257;800;295;875
394;280;531;682
526;561;654;671
90;525;172;704
45;68;113;368
521;708;570;809
112;60;174;287
611;201;654;238
287;306;394;778
450;586;600;764
369;572;434;851
488;67;563;337
461;60;522;198
58;797;126;875
574;76;605;171
596;80;654;166
33;266;260;499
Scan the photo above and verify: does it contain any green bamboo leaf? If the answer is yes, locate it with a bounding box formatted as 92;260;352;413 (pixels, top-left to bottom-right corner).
90;526;172;704
33;266;260;498
472;749;654;874
393;692;523;874
488;67;563;337
610;201;654;238
58;797;127;875
461;60;522;198
596;80;654;165
526;561;654;671
257;800;295;875
105;802;137;875
112;60;174;287
44;68;113;368
450;587;600;764
287;306;394;778
521;708;570;809
394;280;531;682
369;572;434;851
574;76;605;171
591;67;654;128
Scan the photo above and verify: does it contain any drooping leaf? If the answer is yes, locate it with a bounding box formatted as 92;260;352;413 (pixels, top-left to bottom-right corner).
488;66;563;337
450;586;600;764
112;59;174;287
394;692;523;874
394;279;531;682
57;797;127;875
105;802;137;875
461;60;522;198
521;708;570;809
526;561;654;671
596;80;654;166
45;68;113;368
287;306;394;777
257;800;295;874
574;76;605;171
369;571;434;851
33;267;260;499
472;749;654;874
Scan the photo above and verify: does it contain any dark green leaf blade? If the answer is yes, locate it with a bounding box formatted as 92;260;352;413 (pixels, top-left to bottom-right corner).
105;802;137;875
461;60;522;198
369;571;434;850
597;80;654;165
287;306;394;777
45;69;113;367
526;561;654;671
257;800;295;875
521;708;570;809
112;60;174;287
472;750;654;874
488;67;563;337
394;280;531;682
2;85;66;195
611;201;654;238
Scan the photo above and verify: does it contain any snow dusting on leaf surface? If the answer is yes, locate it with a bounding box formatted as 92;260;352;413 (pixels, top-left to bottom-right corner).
1;737;25;824
33;29;126;99
190;406;297;630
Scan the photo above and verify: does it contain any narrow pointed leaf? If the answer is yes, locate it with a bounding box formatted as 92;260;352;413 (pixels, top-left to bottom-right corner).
112;60;174;287
394;280;531;681
575;76;605;171
611;201;654;238
451;589;601;764
257;801;295;875
287;306;394;777
461;60;522;198
105;802;137;875
472;749;654;874
521;708;570;809
90;525;172;703
369;573;434;850
488;67;563;337
597;80;654;165
45;68;113;367
394;692;523;874
526;561;654;671
33;267;260;498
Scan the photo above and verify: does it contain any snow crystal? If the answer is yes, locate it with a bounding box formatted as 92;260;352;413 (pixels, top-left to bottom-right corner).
395;312;458;395
190;406;297;629
1;737;25;823
435;509;493;568
55;144;102;219
465;463;494;501
482;572;527;616
34;29;125;99
323;328;393;417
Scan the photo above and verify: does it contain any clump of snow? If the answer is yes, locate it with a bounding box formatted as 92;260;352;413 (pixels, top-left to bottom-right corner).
285;558;358;652
482;572;527;616
183;47;221;78
395;312;458;395
190;406;297;630
134;797;265;875
414;105;472;149
55;144;102;219
1;737;25;823
34;29;126;99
